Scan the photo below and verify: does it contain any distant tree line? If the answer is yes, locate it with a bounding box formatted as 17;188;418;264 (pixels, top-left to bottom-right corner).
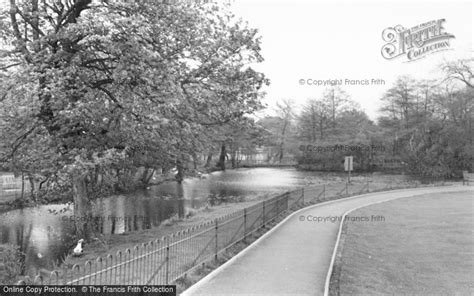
258;59;473;176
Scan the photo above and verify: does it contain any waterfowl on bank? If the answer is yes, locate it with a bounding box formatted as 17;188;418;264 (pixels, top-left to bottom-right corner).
73;239;84;256
196;172;208;179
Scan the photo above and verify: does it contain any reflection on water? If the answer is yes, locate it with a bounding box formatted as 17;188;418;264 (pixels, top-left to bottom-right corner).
0;167;352;275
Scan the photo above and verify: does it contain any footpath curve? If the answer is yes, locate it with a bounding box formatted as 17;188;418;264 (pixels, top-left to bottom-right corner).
181;185;472;296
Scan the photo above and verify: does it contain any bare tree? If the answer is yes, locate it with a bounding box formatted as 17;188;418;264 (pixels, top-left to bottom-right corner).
275;99;295;163
441;58;474;88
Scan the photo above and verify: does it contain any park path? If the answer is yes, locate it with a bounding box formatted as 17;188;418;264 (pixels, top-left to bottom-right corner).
181;185;472;296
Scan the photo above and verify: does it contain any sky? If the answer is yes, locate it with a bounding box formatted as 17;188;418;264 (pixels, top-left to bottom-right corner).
230;0;473;120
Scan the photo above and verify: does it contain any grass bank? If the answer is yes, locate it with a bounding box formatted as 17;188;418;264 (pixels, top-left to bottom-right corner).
329;191;473;296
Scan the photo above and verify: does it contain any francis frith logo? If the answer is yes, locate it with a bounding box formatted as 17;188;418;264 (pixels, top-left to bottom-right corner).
381;19;455;61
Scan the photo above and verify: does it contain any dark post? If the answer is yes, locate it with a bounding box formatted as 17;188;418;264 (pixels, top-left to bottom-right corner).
165;237;170;284
262;201;266;228
243;208;247;242
276;196;280;216
214;219;218;261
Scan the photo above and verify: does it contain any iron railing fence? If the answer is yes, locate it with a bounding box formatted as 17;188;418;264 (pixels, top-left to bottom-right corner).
16;178;447;285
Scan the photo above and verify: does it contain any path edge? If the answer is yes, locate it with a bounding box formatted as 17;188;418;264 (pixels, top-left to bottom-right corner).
181;186;449;296
322;185;470;296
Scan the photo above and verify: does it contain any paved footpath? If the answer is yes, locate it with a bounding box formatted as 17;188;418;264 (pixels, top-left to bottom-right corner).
181;185;472;296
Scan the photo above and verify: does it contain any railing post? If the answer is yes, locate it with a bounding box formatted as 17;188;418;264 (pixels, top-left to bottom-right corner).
62;262;67;285
275;195;279;217
243;208;247;242
286;193;289;212
323;184;326;200
214;219;218;261
262;201;266;228
367;180;369;192
165;237;170;284
302;188;305;205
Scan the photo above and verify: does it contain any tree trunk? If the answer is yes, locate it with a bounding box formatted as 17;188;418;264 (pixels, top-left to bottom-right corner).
72;174;91;240
279;120;289;164
176;158;184;183
142;168;155;185
176;183;185;219
20;172;24;201
31;0;40;52
218;143;226;171
319;119;324;140
192;153;198;170
278;145;284;163
28;174;35;202
231;149;236;168
331;90;336;128
205;151;213;168
141;167;150;185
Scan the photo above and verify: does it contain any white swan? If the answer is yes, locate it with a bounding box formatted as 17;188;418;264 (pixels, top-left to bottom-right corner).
73;239;84;256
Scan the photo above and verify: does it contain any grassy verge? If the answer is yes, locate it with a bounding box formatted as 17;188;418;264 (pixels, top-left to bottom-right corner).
329;191;473;296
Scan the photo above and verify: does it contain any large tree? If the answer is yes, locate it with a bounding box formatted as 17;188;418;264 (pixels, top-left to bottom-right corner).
0;0;267;238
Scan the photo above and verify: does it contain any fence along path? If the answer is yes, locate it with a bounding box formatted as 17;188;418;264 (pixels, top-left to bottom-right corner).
17;178;438;285
182;185;467;296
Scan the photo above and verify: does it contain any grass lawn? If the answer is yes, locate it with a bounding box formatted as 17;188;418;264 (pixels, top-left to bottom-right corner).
332;191;474;296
